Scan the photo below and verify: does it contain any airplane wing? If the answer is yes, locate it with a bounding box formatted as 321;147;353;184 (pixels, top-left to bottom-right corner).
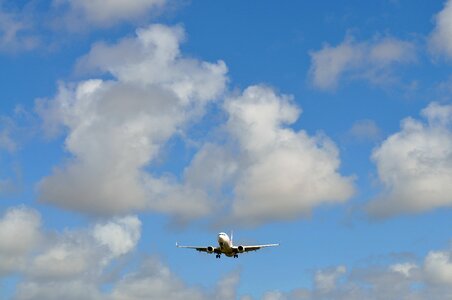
176;243;221;254
234;243;279;253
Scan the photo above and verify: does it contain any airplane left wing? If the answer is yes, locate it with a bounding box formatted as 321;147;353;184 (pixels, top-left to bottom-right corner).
234;243;279;253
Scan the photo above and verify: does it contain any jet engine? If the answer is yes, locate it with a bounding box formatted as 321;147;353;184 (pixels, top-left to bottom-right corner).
207;246;214;253
237;245;245;253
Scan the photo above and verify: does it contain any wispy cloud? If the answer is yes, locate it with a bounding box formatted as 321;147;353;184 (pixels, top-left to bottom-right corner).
0;5;39;52
52;0;167;30
345;119;382;144
309;35;417;90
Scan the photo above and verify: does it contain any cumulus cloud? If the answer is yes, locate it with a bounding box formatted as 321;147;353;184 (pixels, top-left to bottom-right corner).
110;258;205;300
185;85;355;226
424;250;452;286
314;266;347;293
110;261;240;300
368;102;452;218
26;214;141;282
262;247;452;300
309;36;416;90
93;215;141;259
12;208;142;299
37;24;227;218
429;0;452;59
53;0;167;29
0;206;41;275
214;271;241;300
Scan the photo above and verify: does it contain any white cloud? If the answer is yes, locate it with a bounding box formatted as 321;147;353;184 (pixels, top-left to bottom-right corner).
37;24;227;218
263;247;452;300
76;24;227;103
15;281;104;300
390;262;418;278
436;75;452;101
14;210;142;299
111;261;240;300
28;240;97;280
314;266;347;293
429;0;452;60
368;102;452;218
309;36;416;90
53;0;166;29
214;271;240;300
110;258;205;300
93;215;141;258
27;215;141;281
185;85;355;226
0;206;41;275
424;251;452;286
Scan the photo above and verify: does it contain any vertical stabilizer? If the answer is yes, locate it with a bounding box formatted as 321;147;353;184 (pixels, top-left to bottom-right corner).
230;230;234;245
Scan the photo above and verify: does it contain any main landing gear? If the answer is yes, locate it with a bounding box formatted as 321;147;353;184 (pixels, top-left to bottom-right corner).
215;254;239;258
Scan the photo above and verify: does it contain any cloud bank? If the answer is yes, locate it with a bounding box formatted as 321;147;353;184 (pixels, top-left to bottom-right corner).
0;205;240;300
3;205;452;299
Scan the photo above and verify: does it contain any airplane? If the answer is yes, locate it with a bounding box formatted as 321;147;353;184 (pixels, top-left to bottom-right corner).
176;232;279;258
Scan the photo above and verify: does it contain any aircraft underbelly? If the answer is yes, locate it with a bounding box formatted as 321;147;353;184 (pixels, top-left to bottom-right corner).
219;240;233;256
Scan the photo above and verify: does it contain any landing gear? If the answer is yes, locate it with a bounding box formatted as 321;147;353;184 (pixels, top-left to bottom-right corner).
233;254;238;258
216;254;221;258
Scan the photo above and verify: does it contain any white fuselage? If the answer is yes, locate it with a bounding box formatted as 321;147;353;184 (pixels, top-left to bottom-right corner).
217;232;234;257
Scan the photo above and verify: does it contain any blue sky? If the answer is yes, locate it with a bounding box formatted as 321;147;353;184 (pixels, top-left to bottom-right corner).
1;0;452;299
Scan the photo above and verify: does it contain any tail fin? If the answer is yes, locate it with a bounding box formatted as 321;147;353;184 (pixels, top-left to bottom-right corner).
230;230;234;245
